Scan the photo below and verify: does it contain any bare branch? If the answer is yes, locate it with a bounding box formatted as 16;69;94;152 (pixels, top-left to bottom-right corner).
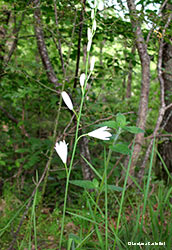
146;0;169;45
4;12;25;66
53;0;65;77
73;0;86;88
33;0;59;87
0;105;18;124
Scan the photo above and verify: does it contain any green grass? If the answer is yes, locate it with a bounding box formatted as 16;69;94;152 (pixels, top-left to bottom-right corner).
1;147;172;250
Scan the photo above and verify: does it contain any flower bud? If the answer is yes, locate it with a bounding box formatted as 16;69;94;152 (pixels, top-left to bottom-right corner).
98;1;104;11
61;91;73;110
90;56;95;71
93;19;96;31
87;40;92;52
91;9;94;19
80;73;86;87
87;28;92;41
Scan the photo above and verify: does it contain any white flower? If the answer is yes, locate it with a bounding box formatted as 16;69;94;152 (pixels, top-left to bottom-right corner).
61;91;73;110
54;140;68;164
90;56;95;71
93;19;96;31
87;39;92;52
91;9;94;19
98;1;104;11
87;28;92;41
93;0;97;8
80;73;86;87
88;126;112;140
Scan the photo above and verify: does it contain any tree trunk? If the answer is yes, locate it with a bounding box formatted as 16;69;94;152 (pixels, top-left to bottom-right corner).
126;0;150;184
157;3;172;179
126;44;136;99
80;137;94;181
33;0;59;87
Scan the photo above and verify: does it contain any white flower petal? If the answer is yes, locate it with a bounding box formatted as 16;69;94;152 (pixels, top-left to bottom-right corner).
61;91;73;110
87;39;92;52
93;0;97;8
93;19;96;31
98;1;104;11
87;28;92;41
80;73;86;87
91;9;94;19
90;56;95;71
88;126;112;140
54;140;68;164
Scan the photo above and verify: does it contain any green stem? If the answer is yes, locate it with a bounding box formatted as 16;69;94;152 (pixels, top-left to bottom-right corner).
59;51;90;250
59;7;98;247
140;138;155;228
112;140;135;250
104;148;108;250
86;128;122;236
64;163;68;176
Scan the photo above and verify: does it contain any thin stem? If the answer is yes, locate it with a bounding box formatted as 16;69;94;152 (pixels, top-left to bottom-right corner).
64;163;68;176
104;148;108;250
112;141;135;250
140;138;155;228
59;49;90;250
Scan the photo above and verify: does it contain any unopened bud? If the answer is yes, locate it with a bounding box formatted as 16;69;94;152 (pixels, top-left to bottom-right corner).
90;56;95;71
91;9;94;19
87;40;92;52
98;1;104;11
80;73;86;87
93;19;96;31
87;28;92;41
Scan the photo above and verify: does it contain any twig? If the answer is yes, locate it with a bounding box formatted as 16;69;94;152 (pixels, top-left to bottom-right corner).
146;0;169;45
73;0;86;88
53;0;66;76
33;0;60;87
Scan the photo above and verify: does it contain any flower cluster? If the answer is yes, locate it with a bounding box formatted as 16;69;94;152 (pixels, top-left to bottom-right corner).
55;126;112;164
55;1;108;164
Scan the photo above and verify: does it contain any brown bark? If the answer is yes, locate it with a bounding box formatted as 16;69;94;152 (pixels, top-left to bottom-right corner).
157;3;172;179
126;44;136;99
126;0;150;184
137;2;172;182
53;0;65;77
73;0;86;88
33;0;59;87
3;12;25;66
0;8;10;65
80;137;94;181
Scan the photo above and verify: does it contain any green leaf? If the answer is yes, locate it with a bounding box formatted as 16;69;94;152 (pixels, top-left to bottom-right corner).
124;126;144;134
92;178;99;188
107;185;123;192
15;148;30;153
110;144;131;155
98;121;118;129
116;113;127;126
70;180;95;189
0;160;6;166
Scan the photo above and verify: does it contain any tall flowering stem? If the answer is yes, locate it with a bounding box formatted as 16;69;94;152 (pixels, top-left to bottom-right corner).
59;6;98;248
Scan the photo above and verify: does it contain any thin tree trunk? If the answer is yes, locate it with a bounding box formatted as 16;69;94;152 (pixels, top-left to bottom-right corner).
126;0;150;184
126;44;136;98
137;2;172;183
33;0;59;87
80;137;94;181
157;3;172;179
73;0;86;88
